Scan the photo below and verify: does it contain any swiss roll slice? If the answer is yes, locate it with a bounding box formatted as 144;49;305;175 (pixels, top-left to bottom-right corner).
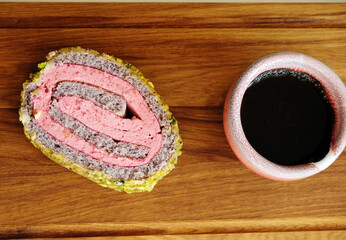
19;47;183;193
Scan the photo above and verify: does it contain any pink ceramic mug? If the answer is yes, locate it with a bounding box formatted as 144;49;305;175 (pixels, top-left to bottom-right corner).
223;52;346;181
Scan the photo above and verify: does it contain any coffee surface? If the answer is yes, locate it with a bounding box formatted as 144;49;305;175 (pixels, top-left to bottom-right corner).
240;69;334;166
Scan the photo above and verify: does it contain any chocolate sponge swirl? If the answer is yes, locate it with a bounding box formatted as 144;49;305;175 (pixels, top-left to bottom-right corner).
19;47;182;193
53;81;127;116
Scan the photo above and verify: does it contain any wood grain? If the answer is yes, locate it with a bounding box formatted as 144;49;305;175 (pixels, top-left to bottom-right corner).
0;3;345;239
11;231;346;240
0;3;346;28
1;219;346;238
1;107;345;237
0;28;345;109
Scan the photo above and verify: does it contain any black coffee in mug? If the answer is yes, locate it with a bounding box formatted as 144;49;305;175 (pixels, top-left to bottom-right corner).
240;68;335;166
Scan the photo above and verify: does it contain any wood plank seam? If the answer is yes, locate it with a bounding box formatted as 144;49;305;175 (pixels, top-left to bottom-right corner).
1;218;346;238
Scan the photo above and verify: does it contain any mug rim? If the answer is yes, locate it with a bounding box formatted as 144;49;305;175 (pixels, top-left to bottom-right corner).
223;52;346;181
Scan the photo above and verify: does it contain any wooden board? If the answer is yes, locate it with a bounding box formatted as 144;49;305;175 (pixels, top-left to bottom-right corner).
0;3;345;239
10;231;346;240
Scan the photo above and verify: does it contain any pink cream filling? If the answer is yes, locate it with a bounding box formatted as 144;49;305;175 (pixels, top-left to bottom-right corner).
32;64;162;167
